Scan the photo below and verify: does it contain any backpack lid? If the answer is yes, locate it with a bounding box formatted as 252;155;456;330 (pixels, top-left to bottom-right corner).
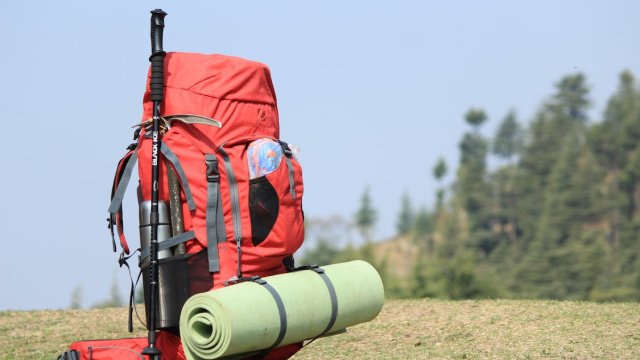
142;52;279;144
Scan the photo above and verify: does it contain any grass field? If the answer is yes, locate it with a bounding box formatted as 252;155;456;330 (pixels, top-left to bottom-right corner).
1;299;638;359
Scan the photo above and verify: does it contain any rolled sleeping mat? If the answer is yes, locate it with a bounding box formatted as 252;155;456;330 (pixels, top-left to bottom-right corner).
179;260;384;360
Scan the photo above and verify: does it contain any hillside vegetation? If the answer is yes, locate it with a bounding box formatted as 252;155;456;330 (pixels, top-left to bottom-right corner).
303;70;640;303
2;299;638;359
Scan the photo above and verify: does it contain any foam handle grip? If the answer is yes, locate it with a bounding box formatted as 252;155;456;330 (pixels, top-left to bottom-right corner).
150;9;166;56
150;56;164;102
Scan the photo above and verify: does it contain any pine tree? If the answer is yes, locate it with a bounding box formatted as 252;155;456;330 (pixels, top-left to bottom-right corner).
433;157;448;209
589;71;640;248
517;73;591;252
354;185;377;242
457;108;492;253
69;284;84;310
492;110;524;249
493;109;523;163
396;191;414;235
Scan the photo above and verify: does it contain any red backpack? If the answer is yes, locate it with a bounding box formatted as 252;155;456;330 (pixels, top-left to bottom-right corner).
108;52;305;333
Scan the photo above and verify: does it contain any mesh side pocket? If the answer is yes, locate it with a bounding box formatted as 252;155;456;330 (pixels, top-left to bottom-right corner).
142;249;211;331
249;176;279;246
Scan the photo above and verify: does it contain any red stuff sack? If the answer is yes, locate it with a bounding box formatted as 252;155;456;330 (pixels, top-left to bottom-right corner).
59;332;302;360
60;332;183;360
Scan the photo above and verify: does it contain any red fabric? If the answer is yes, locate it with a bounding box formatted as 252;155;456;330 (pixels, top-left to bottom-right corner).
141;52;280;146
68;332;184;360
137;53;304;288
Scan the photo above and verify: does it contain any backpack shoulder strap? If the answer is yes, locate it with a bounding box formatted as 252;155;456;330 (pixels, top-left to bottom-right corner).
108;149;138;254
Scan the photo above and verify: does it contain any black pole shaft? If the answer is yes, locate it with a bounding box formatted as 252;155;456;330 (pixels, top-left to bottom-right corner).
142;8;167;360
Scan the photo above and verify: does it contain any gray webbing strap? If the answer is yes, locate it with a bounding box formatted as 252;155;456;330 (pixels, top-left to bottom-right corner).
313;267;339;337
205;154;227;273
253;278;287;359
140;230;195;261
108;151;138;214
219;145;244;278
278;141;296;199
160;142;196;211
299;266;339;349
108;143;196;214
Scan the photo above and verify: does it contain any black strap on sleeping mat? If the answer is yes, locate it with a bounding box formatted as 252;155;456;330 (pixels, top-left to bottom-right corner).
311;267;339;337
291;265;339;348
252;277;288;359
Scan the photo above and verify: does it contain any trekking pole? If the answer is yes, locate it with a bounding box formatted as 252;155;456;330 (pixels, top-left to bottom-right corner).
142;8;167;360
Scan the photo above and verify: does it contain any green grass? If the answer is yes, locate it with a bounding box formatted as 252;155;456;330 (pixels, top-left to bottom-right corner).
2;299;639;359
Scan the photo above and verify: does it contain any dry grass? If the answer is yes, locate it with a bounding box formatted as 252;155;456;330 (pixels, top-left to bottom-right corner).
292;299;640;360
1;299;639;359
0;308;147;359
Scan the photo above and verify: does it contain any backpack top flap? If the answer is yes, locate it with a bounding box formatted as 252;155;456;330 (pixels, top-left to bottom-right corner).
141;52;280;145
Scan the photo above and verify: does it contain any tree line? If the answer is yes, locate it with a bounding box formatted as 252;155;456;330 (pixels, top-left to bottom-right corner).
302;70;640;302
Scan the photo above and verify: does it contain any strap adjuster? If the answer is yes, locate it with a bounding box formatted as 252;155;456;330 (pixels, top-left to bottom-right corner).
223;275;262;286
205;156;220;183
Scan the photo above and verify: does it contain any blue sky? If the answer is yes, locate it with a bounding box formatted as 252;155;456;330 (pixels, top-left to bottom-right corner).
1;1;639;310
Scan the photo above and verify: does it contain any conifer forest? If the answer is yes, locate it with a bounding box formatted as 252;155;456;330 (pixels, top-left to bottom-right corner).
303;70;640;302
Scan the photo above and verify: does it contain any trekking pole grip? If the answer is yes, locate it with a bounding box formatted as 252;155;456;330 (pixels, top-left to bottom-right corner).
150;9;167;102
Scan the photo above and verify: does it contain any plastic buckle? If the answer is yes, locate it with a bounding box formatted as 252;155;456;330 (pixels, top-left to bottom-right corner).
292;264;319;272
107;217;117;253
205;158;220;183
278;141;293;156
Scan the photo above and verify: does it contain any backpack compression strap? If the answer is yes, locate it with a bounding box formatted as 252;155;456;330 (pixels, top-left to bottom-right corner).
205;154;228;272
108;142;196;254
219;145;244;278
278;141;297;199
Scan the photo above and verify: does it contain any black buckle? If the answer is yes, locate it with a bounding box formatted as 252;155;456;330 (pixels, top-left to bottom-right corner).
205;158;219;183
278;140;293;157
292;264;320;272
106;216;117;252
